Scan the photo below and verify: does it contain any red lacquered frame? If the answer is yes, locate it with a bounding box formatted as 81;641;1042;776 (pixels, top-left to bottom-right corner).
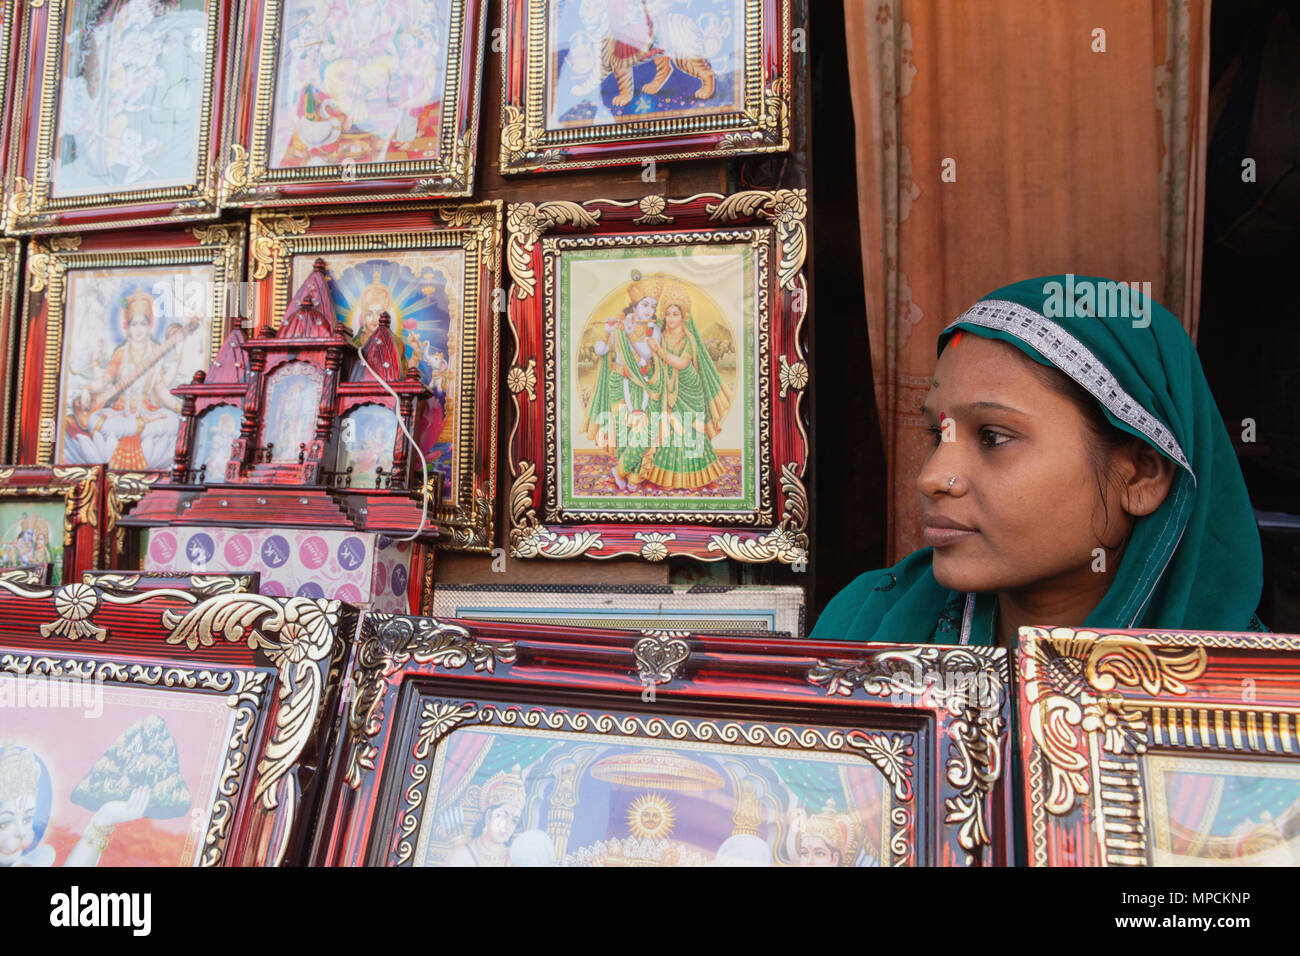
0;0;19;220
3;0;234;234
0;584;357;866
313;615;1012;867
500;0;792;174
247;202;502;550
222;0;488;207
0;464;101;586
13;224;245;468
1017;626;1300;866
505;190;809;563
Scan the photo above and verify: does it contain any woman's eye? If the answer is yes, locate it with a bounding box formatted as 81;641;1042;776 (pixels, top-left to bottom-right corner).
927;425;943;446
979;428;1012;447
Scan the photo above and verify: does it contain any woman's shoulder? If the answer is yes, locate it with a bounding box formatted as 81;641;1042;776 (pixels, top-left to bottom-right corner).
808;549;944;643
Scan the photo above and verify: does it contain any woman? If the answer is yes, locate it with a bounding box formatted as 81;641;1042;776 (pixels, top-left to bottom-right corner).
811;275;1266;645
632;277;733;490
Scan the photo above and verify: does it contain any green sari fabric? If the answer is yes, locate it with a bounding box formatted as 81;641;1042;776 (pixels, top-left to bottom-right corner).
811;275;1265;645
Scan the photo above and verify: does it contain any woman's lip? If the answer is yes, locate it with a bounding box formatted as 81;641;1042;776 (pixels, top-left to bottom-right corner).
923;526;979;547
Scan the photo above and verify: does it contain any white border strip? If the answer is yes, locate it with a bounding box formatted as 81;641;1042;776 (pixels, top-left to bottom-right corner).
944;300;1192;475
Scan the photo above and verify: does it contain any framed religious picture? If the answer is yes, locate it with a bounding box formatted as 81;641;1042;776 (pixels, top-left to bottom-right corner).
313;618;1012;867
3;0;234;234
247;204;502;549
0;239;21;460
0;465;101;587
431;583;806;637
12;224;245;471
1017;626;1300;867
505;190;809;563
499;0;792;175
0;584;356;866
221;0;488;208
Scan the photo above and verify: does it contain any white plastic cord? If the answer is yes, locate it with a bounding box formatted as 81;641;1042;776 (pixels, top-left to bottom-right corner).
351;343;430;542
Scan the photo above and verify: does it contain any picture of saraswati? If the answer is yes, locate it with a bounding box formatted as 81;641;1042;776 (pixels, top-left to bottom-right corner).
62;287;203;471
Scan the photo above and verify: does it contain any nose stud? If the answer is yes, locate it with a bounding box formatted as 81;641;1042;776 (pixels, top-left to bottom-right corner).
947;475;957;490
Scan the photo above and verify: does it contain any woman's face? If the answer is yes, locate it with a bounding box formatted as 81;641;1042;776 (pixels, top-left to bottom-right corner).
665;305;684;329
918;335;1131;597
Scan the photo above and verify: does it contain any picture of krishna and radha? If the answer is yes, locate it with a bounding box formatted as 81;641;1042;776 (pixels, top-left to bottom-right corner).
0;502;66;585
413;725;889;867
562;245;755;511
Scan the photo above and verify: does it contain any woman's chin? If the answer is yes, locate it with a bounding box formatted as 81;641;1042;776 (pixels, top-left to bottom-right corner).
931;553;997;594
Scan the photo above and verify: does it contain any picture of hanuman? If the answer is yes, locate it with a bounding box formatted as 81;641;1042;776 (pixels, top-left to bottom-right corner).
583;270;732;491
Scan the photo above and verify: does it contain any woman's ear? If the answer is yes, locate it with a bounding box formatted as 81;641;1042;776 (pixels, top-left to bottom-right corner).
1119;442;1177;517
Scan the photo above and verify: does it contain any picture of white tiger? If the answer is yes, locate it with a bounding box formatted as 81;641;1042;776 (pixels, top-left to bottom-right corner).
574;0;733;108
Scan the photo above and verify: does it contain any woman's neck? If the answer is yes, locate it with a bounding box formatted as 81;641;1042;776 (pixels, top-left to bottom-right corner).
994;563;1116;646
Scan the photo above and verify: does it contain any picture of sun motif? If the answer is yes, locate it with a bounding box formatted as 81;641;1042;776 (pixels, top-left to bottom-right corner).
626;793;676;840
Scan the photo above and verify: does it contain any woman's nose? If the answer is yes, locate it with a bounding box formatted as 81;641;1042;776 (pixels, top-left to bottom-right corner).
917;433;965;498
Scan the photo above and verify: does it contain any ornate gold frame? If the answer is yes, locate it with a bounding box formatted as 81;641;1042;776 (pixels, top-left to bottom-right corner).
342;615;915;866
249;204;501;548
4;0;227;234
505;191;810;564
1019;626;1300;867
0;465;100;580
222;0;485;206
0;645;272;866
808;644;1009;858
17;226;245;466
399;704;912;866
81;569;256;598
0;585;351;865
500;0;792;173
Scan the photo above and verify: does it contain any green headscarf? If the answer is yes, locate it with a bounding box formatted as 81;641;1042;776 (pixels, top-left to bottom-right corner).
811;275;1265;645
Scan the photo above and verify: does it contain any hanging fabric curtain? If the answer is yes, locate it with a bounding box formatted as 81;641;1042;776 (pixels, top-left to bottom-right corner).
844;0;1212;560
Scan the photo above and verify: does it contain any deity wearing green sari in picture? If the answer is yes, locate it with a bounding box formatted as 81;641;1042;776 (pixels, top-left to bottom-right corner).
582;271;733;492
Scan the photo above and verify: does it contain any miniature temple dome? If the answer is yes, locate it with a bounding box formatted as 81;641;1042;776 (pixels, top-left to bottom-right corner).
349;310;405;383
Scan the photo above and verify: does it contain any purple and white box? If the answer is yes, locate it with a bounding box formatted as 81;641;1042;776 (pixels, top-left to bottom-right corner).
145;526;416;612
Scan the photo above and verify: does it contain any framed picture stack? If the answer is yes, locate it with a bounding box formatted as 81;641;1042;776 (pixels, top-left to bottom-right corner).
0;0;830;871
313;615;1012;867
